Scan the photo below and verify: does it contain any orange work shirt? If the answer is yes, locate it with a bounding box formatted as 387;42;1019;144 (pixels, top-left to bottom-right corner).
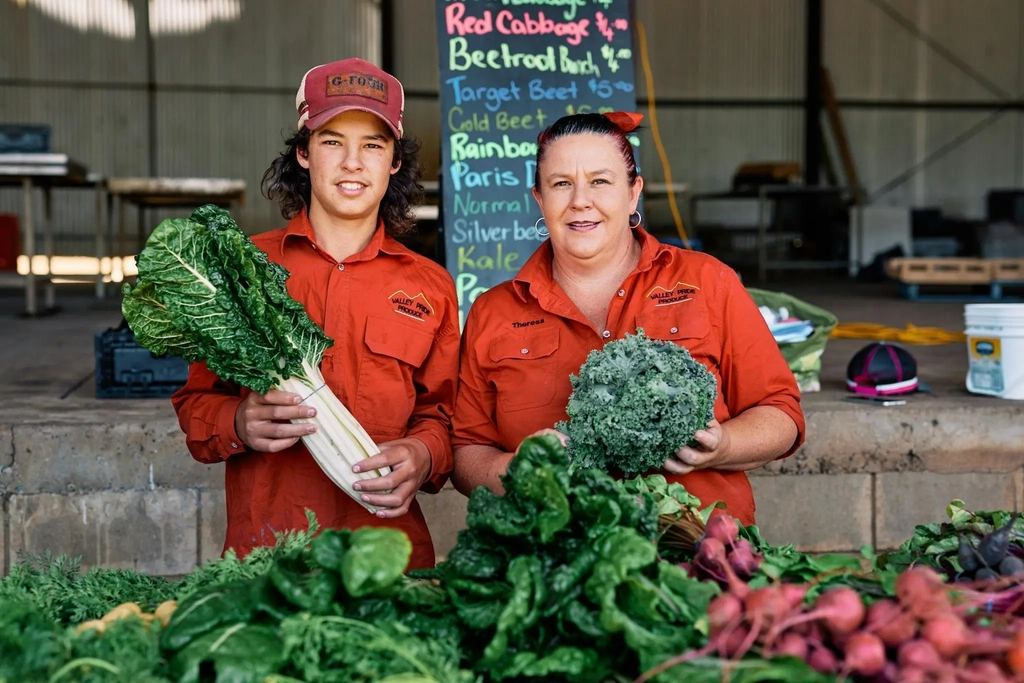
172;212;460;569
452;228;805;525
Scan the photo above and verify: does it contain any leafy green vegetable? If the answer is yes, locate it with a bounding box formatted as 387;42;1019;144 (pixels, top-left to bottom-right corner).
0;599;64;682
170;622;284;683
437;435;718;682
160;580;261;651
876;498;1024;580
122;205;330;395
0;554;175;627
557;329;718;476
738;524;877;600
650;655;835;683
340;528;412;599
278;614;471;683
58;618;168;683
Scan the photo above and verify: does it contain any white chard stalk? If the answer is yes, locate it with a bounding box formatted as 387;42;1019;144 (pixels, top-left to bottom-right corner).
277;359;391;514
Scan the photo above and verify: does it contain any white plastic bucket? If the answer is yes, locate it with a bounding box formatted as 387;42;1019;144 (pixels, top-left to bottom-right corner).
964;303;1024;399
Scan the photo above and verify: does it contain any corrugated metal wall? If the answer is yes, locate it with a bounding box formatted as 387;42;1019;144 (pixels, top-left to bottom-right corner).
632;0;806;227
4;0;1024;255
825;0;1024;217
0;0;381;254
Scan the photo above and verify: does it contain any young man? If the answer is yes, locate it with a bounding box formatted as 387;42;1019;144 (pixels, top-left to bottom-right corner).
172;58;459;570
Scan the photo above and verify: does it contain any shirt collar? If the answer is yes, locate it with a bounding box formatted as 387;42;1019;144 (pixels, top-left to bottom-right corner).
511;227;674;303
280;210;405;260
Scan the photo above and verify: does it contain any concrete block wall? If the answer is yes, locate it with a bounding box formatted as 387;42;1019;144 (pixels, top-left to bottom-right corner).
0;420;224;577
0;417;471;576
2;400;1024;576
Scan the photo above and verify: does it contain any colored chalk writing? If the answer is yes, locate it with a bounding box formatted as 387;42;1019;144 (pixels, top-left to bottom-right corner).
436;0;636;328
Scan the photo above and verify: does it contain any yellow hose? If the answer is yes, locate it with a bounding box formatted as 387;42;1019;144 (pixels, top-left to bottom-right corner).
636;20;691;249
829;322;966;345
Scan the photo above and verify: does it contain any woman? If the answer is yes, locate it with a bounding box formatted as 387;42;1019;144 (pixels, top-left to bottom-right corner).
450;112;804;525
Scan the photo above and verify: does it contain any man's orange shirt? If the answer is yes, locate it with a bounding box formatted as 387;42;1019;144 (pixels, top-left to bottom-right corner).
452;228;805;525
172;212;460;569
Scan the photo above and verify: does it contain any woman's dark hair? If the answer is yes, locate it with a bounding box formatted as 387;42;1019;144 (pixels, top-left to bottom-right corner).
533;113;640;190
261;126;424;238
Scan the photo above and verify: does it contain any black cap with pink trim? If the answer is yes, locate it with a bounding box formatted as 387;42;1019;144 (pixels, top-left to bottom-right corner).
846;342;920;396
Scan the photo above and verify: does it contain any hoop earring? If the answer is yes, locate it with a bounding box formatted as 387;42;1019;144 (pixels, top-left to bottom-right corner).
629;210;643;228
534;217;549;238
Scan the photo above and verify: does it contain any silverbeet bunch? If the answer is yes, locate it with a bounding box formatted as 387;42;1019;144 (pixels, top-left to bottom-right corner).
558;329;718;477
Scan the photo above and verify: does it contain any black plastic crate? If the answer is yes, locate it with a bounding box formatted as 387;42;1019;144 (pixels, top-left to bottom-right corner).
987;189;1024;225
95;328;189;399
0;124;51;154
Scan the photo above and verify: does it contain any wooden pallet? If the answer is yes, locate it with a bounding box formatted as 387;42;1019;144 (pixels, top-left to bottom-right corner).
886;257;992;284
991;259;1024;282
885;257;1024;301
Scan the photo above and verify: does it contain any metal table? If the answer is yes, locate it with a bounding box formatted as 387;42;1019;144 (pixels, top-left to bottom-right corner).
107;176;247;253
689;185;861;283
0;154;104;316
105;177;247;294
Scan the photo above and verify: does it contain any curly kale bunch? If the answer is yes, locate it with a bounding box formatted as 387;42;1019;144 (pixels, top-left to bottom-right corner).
557;329;718;476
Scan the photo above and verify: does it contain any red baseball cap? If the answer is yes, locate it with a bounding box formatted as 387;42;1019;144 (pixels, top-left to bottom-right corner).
295;58;404;139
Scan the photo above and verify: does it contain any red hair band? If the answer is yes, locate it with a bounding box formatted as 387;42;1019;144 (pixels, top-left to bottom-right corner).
603;111;644;132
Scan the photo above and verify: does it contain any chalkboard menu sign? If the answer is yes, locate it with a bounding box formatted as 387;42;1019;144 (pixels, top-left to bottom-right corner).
435;0;637;327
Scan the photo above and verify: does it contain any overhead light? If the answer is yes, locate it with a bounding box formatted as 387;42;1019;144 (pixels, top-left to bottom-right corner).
17;0;136;39
12;0;242;39
150;0;241;36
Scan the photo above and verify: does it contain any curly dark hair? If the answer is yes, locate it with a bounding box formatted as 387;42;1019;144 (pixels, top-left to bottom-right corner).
261;126;424;237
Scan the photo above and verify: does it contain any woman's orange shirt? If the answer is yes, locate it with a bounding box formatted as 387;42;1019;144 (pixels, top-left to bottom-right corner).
171;212;460;569
452;228;805;525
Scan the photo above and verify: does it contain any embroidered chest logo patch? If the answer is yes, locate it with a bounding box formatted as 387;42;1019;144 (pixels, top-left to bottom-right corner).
647;281;700;306
389;290;434;321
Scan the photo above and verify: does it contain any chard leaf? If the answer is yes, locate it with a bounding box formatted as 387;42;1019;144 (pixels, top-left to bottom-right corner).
121;206;334;394
170;622;284;683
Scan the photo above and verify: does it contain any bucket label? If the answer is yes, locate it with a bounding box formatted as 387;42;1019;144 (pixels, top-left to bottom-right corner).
968;337;1004;393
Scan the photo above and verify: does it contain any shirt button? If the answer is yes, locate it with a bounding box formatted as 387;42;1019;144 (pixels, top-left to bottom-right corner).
337;263;345;271
602;330;611;339
310;244;317;250
231;442;239;449
670;326;679;334
521;348;529;354
618;289;625;297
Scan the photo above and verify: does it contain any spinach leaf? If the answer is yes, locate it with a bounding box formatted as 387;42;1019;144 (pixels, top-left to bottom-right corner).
340;528;411;599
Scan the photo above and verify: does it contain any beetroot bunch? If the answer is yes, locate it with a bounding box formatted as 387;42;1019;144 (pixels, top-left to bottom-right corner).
685;514;763;591
645;562;1024;682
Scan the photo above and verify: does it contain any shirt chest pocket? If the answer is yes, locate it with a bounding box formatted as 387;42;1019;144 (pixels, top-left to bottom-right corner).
488;327;560;413
636;302;713;359
354;316;436;435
